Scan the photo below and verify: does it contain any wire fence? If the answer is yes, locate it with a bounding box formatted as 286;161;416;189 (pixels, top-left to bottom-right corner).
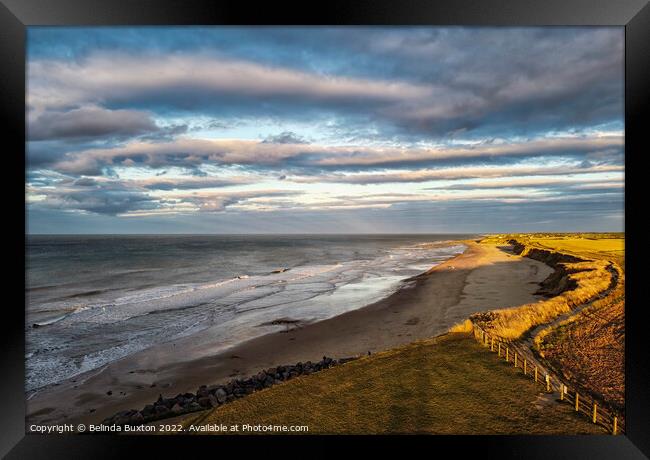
470;322;623;435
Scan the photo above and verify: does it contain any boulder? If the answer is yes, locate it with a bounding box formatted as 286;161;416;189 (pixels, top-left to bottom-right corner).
197;385;209;398
215;388;227;403
188;402;202;411
171;403;184;414
114;416;130;426
154;405;169;415
208;394;220;408
208;385;223;395
197;397;211;408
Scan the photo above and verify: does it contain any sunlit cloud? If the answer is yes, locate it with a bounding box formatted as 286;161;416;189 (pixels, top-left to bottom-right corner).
49;135;623;175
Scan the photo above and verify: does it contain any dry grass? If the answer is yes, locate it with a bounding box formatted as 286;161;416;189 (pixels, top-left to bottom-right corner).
472;258;612;340
449;318;473;333
535;266;625;410
479;233;625;411
180;333;605;435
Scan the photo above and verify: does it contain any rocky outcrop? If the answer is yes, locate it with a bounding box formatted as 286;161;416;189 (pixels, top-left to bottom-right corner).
102;356;357;427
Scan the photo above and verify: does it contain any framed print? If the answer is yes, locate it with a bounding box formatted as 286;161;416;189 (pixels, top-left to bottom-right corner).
1;0;649;457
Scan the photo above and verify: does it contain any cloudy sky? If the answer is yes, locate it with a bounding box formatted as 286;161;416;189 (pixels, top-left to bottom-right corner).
26;27;624;234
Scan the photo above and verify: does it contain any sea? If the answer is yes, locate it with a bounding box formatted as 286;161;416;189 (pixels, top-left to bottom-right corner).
25;234;471;393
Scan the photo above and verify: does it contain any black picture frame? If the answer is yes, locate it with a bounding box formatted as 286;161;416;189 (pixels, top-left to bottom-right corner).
2;0;648;457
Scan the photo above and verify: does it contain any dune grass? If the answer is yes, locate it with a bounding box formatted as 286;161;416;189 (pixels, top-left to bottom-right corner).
472;258;612;340
180;333;604;435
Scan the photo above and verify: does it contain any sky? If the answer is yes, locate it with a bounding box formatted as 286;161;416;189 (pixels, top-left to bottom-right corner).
26;27;625;234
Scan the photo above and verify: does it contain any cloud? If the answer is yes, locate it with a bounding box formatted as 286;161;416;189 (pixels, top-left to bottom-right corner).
27;53;435;112
27;171;301;216
25;27;625;233
425;175;624;190
72;177;98;186
28;106;161;141
50;134;623;175
167;190;302;213
286;164;624;184
262;131;309;144
28;184;158;216
26;27;623;140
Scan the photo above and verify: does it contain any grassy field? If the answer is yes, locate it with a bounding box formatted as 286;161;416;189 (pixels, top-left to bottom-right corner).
181;333;605;435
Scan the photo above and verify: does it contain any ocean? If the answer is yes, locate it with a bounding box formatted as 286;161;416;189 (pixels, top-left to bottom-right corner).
25;234;470;392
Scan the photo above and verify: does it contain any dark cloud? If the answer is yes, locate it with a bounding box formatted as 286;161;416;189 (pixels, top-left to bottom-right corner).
262;131;309;144
72;177;98;186
29;107;160;141
140;177;252;190
33;186;158;216
27;28;623;142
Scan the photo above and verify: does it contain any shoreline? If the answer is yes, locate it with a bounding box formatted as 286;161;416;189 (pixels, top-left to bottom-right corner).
27;240;553;427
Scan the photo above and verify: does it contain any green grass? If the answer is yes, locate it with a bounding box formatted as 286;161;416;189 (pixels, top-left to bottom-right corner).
181;333;605;434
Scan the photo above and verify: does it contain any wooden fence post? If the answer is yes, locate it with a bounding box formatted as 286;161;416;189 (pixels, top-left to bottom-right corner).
560;384;564;401
514;353;518;368
524;359;527;375
498;343;501;357
534;366;538;383
506;347;509;362
491;338;494;352
592;401;597;423
575;392;579;411
613;416;618;435
545;374;550;392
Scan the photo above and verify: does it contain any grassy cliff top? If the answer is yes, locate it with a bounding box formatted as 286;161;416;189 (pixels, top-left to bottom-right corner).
481;233;624;268
180;333;604;434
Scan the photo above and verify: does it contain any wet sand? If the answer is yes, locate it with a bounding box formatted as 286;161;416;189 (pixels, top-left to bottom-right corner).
26;241;552;427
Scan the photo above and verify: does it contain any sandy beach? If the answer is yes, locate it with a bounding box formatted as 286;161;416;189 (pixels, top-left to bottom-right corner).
26;241;552;427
